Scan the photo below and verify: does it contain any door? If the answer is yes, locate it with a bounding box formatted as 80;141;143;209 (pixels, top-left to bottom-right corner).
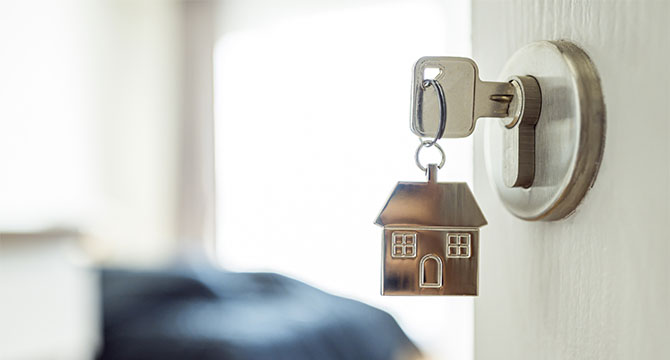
471;1;669;359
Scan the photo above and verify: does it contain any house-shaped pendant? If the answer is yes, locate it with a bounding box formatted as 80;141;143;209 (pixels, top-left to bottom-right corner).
375;164;487;296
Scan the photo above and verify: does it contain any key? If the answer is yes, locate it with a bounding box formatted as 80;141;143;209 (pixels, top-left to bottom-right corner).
410;57;516;138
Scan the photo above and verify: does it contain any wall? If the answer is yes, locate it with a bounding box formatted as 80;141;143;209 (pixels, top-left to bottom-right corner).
87;0;182;263
472;1;669;359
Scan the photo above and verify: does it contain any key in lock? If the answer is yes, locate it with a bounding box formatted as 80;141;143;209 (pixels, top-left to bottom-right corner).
411;57;541;188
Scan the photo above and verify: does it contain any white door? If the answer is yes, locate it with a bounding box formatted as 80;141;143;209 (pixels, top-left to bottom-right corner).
471;1;669;359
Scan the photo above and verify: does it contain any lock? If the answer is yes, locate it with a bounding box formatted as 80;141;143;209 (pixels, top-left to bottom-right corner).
486;40;605;220
409;40;605;220
500;75;542;188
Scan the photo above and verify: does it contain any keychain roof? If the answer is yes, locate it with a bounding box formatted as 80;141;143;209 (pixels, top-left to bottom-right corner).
375;169;487;228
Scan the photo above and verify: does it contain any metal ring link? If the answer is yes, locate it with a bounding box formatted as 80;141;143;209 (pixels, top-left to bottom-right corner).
415;140;446;172
417;78;447;147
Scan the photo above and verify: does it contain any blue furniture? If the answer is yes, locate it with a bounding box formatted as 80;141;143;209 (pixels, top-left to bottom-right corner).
98;266;418;360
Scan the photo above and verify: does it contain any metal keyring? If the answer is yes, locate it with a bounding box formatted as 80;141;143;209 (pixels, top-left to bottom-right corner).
417;79;447;147
415;140;446;172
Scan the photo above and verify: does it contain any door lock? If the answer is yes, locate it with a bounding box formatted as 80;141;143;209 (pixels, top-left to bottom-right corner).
373;41;605;297
410;40;605;221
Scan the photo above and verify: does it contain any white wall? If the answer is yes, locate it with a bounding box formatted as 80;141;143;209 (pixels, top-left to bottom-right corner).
86;0;182;264
177;0;217;255
472;1;670;359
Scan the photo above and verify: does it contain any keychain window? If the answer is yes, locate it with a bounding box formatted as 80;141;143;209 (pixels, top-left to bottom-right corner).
447;233;471;258
391;232;417;258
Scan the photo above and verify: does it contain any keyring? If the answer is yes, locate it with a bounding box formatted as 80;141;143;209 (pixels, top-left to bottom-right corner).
415;140;446;172
417;79;447;147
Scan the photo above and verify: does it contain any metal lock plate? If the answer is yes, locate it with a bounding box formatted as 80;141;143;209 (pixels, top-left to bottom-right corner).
484;41;606;220
502;75;542;188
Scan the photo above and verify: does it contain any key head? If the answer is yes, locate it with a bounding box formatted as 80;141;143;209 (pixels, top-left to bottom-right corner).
411;57;480;138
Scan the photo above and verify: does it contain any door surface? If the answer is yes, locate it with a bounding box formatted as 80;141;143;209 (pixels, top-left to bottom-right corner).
472;1;669;359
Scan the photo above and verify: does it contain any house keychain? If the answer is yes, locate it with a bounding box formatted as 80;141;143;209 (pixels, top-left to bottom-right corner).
374;78;487;296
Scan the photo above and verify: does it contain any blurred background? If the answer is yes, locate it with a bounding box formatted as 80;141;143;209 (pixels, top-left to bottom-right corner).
0;0;472;359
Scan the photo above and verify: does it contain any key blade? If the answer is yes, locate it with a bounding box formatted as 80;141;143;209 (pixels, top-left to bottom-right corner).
410;57;515;139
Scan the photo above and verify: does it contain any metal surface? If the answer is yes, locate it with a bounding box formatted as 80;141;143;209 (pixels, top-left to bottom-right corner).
502;75;542;188
416;79;447;146
375;166;487;296
415;141;446;172
419;254;443;288
484;40;606;221
411;57;515;138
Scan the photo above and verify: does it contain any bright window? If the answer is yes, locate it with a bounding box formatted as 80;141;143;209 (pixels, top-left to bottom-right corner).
214;1;472;358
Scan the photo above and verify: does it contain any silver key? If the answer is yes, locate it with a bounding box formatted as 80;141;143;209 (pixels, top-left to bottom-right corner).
410;57;516;138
